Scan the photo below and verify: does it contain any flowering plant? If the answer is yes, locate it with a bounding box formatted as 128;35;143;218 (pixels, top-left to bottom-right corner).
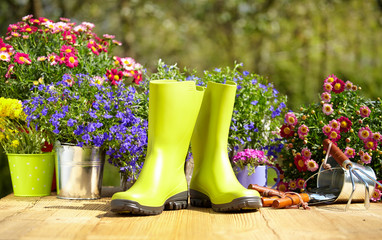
22;73;149;180
0;97;52;154
146;60;288;159
278;75;382;202
232;149;274;175
0;15;142;100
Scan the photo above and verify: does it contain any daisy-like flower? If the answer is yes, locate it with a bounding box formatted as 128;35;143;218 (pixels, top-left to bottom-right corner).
87;41;100;55
22;14;33;21
288;179;297;190
359;106;371;118
112;40;122;46
344;146;356;158
321;92;331;102
296;178;306;189
64;53;78;68
323;82;333;92
91;76;105;86
331;78;345;94
280;124;294;138
285;112;298;126
63;74;75;86
14;52;31;65
329;129;341;142
294;154;307;172
364;138;378;151
298;124;309;139
60;45;77;55
358;127;372;141
372;132;382;142
324;75;337;84
306;159;319;172
106;69;123;85
337;116;352;132
62;31;77;44
371;189;381;202
5;64;14;78
121;57;136;69
48;53;59;65
103;34;115;39
361;152;372;164
0;51;10;62
277;181;288;192
301;148;312;160
322;103;333;115
344;81;353;90
329;119;340;131
322;124;332;136
37;56;46;61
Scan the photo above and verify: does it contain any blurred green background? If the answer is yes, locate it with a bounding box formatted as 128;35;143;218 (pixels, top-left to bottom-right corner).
1;0;382;197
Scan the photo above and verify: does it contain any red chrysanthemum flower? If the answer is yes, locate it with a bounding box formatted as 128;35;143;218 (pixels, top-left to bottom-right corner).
106;69;123;85
331;78;345;94
296;178;306;189
280;124;294;138
60;45;77;55
337;116;352;132
294;154;307;172
277;181;289;192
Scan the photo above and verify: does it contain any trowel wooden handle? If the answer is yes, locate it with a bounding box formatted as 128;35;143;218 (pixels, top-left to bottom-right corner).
323;139;352;169
272;193;310;209
248;184;284;197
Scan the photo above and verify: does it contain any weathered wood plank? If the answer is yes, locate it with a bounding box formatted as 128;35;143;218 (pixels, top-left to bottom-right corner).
0;192;381;240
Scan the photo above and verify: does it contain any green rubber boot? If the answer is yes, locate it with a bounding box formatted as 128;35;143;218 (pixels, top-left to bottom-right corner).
190;81;262;212
111;80;204;215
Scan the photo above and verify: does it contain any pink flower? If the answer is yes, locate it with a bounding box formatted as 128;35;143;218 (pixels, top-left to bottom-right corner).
323;82;333;92
277;181;289;192
364;138;378;151
345;81;353;90
322;124;332;136
329;119;340;131
322;103;333;115
294;154;307;172
329;129;341;142
60;45;77;55
337;116;352;132
358;127;372;141
103;34;115;39
288;179;297;190
64;53;78;68
306;159;319;172
301;148;312;160
106;69;123;85
285;112;298;126
321;92;331;102
296;178;305;189
359;106;371;118
48;53;59;65
372;132;382;142
298;124;309;139
361;152;372;164
371;189;381;202
324;74;337;84
14;52;31;64
0;51;10;62
5;64;14;78
344;147;356;159
331;78;345;94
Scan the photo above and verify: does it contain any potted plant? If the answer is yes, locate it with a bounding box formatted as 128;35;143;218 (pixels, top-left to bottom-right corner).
0;97;55;196
278;75;382;202
233;149;280;189
23;73;149;199
0;14;142;100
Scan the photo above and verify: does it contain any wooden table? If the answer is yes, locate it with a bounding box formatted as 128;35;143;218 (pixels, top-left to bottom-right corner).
1;188;381;240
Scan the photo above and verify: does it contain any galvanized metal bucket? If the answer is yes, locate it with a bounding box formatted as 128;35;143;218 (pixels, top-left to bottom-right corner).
55;143;105;200
316;156;376;203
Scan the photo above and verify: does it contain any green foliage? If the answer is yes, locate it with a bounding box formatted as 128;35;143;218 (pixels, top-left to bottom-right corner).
145;60;288;158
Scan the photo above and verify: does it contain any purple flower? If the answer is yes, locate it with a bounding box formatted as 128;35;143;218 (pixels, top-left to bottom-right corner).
67;119;77;127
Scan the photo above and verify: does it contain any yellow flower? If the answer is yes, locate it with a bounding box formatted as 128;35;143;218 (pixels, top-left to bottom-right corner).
0;97;26;120
0;132;5;140
11;140;20;147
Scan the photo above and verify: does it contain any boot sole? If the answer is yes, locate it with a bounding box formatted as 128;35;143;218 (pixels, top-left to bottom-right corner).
190;189;262;212
111;191;188;215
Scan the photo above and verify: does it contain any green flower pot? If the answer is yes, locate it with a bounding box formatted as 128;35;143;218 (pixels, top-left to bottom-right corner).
7;152;55;197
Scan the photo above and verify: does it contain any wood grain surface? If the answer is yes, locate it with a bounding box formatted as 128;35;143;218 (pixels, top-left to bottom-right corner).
0;188;381;240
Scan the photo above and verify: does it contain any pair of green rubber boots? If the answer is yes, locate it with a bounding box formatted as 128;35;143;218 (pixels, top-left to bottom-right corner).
111;80;261;215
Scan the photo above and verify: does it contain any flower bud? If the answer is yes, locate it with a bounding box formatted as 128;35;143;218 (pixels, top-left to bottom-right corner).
350;128;354;133
311;110;315;114
302;115;307;120
346;138;350;143
358;119;363;124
